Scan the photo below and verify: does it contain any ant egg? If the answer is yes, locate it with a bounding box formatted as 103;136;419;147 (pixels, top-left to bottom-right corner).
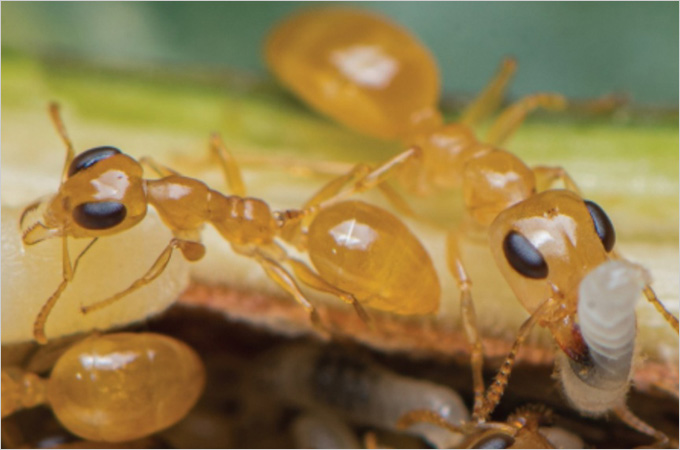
1;205;190;344
47;332;205;442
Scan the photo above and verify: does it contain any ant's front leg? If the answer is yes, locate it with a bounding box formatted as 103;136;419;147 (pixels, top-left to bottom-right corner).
476;297;553;421
34;235;98;344
81;238;204;315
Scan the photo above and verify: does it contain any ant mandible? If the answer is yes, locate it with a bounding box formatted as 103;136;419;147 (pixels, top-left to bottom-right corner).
21;103;441;344
266;8;679;441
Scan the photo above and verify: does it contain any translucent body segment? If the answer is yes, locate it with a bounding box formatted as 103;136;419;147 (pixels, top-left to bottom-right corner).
265;8;441;140
47;333;205;442
307;200;440;315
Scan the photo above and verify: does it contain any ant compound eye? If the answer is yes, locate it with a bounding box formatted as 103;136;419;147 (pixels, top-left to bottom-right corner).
503;231;548;279
68;146;122;177
472;433;515;449
73;202;127;230
584;200;615;252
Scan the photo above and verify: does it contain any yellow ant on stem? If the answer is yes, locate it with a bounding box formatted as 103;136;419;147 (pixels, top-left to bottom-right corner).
265;8;679;444
21;103;440;345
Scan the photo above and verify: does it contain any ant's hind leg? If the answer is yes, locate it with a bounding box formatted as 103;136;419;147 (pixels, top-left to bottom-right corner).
34;236;98;344
209;133;246;196
251;253;327;335
287;258;372;327
446;231;485;417
81;238;204;315
486;93;568;147
460;57;517;128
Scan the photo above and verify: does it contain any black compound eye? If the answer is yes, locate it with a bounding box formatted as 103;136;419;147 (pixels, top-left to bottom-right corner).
503;231;548;279
68;146;121;177
73;202;127;230
584;200;615;252
472;432;515;449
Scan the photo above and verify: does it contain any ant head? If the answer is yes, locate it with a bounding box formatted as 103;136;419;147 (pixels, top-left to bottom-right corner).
489;189;615;320
52;146;148;237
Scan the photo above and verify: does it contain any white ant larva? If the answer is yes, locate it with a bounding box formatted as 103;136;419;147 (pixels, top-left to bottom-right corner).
558;260;671;446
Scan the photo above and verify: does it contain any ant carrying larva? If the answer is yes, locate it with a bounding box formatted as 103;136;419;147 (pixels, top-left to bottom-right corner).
265;8;679;444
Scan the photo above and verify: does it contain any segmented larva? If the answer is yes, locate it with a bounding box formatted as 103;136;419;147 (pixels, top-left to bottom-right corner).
560;260;649;414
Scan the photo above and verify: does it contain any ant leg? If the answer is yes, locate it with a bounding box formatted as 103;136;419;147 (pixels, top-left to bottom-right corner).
532;166;582;195
301;161;416;218
397;409;464;435
642;285;679;334
446;231;485;416
209;133;246;196
312;147;421;211
486;93;568;147
81;238;204;314
138;156;180;177
460;57;517;127
286;258;372;326
34;236;98;344
247;251;327;334
609;250;679;334
278;158;417;242
613;403;670;448
477;299;551;421
48;102;76;183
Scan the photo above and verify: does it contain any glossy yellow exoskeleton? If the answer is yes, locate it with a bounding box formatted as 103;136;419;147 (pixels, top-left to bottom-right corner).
266;9;679;444
2;332;205;442
22;104;440;344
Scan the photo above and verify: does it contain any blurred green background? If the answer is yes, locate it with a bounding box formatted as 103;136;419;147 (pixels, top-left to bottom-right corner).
2;2;678;107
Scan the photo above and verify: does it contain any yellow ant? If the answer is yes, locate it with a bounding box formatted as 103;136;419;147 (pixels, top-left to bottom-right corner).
398;404;577;449
265;7;679;443
1;332;205;442
21;103;440;344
